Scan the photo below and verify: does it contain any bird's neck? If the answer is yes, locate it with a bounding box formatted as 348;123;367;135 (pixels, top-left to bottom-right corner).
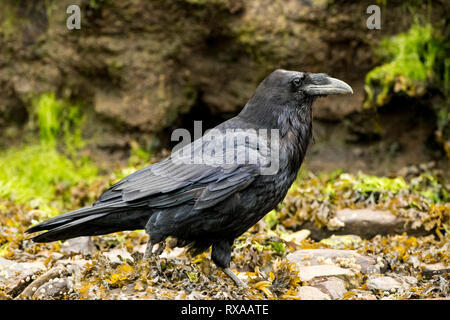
277;102;313;173
237;99;313;175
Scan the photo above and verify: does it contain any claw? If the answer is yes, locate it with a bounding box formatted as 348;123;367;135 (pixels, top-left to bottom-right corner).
143;241;154;260
143;240;166;260
154;241;166;256
223;267;248;288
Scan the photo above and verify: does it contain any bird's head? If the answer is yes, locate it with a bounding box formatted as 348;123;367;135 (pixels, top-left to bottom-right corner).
240;69;353;125
261;69;353;101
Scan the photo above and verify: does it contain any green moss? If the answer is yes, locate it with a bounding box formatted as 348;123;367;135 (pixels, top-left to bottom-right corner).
0;144;97;207
0;93;97;210
31;93;86;152
365;23;448;107
364;21;450;157
34;93;64;146
410;173;449;204
350;174;408;196
270;241;286;255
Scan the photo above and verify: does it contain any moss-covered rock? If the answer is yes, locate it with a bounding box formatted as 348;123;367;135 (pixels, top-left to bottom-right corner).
0;0;418;132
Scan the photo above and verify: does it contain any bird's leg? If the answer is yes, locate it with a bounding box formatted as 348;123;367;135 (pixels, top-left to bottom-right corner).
143;240;154;260
153;241;166;256
144;239;166;260
212;240;247;288
223;267;248;288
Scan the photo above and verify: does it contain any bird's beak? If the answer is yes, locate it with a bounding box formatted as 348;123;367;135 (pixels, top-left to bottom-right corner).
304;73;353;96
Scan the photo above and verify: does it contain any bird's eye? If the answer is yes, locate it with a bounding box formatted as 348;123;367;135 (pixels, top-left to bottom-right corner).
292;77;302;87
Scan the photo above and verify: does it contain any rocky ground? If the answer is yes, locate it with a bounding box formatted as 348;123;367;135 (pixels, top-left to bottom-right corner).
0;163;448;300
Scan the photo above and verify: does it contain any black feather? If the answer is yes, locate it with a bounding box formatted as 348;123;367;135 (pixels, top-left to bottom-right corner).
26;69;352;281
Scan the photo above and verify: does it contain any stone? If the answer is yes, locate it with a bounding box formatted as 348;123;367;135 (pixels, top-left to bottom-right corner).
281;229;311;244
367;276;402;292
62;236;96;256
296;265;357;284
351;289;377;300
313;277;347;300
286;249;381;274
421;263;450;279
55;259;90;279
17;265;69;299
296;286;331;300
32;277;73;299
0;257;46;297
51;252;64;261
335;209;401;238
303;209;430;239
399;276;418;287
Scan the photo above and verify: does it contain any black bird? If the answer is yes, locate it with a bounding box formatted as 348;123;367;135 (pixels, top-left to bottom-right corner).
26;70;352;287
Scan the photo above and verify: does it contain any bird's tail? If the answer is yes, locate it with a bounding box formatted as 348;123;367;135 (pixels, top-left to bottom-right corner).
25;202;150;242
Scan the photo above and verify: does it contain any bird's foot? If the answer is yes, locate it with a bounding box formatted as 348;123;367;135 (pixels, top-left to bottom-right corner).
143;242;153;260
223;267;248;289
143;241;166;260
153;241;166;256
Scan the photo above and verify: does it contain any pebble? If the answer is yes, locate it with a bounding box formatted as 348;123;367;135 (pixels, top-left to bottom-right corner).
421;263;450;279
0;257;46;297
367;276;402;292
313;277;347;300
281;229;311;244
296;286;331;300
296;265;356;283
287;249;381;274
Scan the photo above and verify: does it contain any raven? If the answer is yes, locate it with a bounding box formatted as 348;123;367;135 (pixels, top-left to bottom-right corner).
26;70;352;287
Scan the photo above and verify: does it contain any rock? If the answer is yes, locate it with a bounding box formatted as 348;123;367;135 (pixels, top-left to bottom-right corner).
2;0;426;137
104;248;134;265
398;276;418;288
421;263;450;279
0;257;46;297
335;209;401;238
286;249;382;274
281;229;311;244
55;259;90;279
32;277;73;299
303;209;430;239
51;252;64;261
313;277;347;300
367;276;402;292
351;289;377;300
296;265;358;285
62;237;96;256
296;286;331;300
17;265;69;299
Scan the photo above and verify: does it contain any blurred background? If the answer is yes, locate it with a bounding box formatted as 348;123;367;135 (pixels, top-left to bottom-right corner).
0;0;448;210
